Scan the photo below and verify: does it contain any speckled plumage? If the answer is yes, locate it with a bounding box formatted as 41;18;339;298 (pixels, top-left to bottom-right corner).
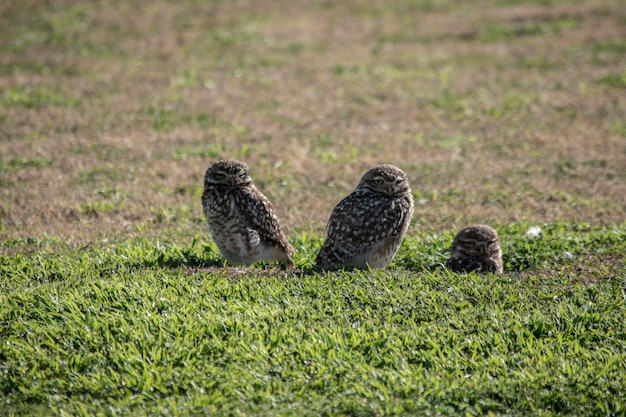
446;224;503;274
315;164;414;269
201;160;294;267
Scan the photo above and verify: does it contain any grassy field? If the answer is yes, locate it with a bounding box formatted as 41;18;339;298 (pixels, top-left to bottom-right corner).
1;0;626;415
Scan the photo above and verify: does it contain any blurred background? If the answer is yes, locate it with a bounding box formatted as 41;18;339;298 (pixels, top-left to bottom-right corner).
1;0;625;244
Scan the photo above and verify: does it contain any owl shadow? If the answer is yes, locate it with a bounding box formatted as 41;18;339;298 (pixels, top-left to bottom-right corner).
296;264;379;276
135;242;225;270
153;255;224;269
127;255;224;271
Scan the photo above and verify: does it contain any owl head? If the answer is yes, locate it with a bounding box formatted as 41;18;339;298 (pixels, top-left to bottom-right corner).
357;164;411;197
204;159;252;188
451;225;501;258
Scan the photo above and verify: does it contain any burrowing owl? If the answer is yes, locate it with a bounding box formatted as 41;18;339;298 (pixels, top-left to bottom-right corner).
446;224;503;274
201;160;294;268
315;164;414;269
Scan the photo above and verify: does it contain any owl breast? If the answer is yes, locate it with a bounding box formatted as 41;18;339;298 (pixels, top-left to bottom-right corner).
316;190;413;270
203;190;256;265
202;185;294;267
347;235;402;269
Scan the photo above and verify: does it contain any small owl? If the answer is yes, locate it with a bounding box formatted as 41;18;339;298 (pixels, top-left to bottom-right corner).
201;160;294;268
315;164;414;269
446;224;503;274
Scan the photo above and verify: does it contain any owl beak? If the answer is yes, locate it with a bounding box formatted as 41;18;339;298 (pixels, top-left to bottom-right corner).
391;177;408;196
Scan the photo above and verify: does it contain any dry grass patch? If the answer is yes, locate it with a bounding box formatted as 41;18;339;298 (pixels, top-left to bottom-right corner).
1;0;625;245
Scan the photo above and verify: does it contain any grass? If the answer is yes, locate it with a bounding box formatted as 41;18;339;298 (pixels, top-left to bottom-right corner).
1;224;625;416
597;72;626;89
479;17;580;43
0;157;54;172
2;85;81;109
1;0;626;415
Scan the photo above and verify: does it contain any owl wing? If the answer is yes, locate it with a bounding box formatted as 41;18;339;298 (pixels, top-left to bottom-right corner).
316;192;409;265
234;188;293;255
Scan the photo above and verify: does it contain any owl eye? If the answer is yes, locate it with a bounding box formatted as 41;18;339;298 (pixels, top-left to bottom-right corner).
372;179;384;185
213;172;226;179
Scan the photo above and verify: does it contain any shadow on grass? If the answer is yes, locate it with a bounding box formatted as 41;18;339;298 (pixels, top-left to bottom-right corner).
112;238;225;271
136;240;301;276
144;249;224;270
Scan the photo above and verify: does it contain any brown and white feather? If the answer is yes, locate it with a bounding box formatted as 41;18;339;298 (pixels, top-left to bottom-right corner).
446;224;503;274
315;164;414;269
201;160;294;267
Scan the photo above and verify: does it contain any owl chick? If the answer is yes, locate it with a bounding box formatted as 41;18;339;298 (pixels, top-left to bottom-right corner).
446;224;503;274
315;164;414;270
201;160;294;268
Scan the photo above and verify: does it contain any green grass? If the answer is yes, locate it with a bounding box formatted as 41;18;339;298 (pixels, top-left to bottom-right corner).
1;223;625;416
479;17;580;43
0;157;54;172
74;201;120;215
597;72;626;89
1;85;81;109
